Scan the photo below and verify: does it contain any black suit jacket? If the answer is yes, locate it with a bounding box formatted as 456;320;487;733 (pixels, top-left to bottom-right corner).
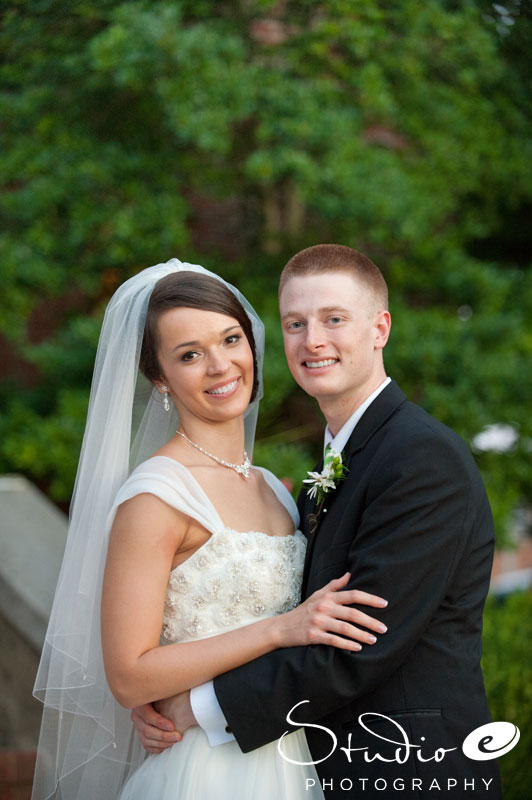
214;382;502;798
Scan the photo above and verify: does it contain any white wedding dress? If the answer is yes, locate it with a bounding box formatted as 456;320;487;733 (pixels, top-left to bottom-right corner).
110;456;324;800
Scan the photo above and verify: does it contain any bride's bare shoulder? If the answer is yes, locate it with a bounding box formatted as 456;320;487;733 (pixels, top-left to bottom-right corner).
112;491;189;546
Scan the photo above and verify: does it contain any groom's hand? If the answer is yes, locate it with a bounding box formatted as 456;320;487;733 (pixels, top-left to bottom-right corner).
155;690;197;735
130;702;183;754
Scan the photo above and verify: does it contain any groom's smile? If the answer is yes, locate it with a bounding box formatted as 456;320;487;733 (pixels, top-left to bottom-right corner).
303;358;340;370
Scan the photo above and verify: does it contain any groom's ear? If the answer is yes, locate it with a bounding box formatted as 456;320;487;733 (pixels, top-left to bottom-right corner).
374;310;391;350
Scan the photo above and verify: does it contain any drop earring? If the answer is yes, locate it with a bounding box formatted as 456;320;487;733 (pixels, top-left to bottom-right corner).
162;385;170;412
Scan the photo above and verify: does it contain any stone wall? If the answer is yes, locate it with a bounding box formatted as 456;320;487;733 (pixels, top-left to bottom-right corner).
0;474;68;797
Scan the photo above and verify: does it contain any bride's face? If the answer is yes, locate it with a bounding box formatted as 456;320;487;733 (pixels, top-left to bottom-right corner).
154;306;255;425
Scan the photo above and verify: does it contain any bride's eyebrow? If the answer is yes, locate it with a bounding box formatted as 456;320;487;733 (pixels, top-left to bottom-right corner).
173;325;241;351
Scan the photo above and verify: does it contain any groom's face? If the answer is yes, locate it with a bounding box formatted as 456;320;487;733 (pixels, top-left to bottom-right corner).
279;271;389;407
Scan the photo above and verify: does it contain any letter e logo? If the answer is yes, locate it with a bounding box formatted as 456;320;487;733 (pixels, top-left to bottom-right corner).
462;722;520;761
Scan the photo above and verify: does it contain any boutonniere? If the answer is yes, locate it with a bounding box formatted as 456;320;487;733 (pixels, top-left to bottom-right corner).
303;447;347;508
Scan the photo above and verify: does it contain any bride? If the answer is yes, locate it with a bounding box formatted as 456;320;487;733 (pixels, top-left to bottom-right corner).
32;259;386;799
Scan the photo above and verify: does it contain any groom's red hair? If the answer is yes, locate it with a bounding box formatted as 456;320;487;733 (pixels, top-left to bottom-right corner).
279;244;388;310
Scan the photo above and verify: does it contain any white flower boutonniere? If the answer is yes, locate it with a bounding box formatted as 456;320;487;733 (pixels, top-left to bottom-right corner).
303;447;347;506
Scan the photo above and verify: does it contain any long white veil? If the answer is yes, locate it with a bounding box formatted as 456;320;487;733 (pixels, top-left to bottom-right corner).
32;258;265;799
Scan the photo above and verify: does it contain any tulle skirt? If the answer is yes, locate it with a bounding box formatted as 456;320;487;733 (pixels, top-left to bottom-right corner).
118;726;324;800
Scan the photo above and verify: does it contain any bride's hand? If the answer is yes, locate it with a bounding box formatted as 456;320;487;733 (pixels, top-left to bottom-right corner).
275;573;388;651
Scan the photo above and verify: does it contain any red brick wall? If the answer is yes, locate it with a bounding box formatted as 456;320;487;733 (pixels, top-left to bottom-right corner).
0;750;36;800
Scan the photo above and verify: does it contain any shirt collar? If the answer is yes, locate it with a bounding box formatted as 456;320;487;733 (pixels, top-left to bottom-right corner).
323;377;392;456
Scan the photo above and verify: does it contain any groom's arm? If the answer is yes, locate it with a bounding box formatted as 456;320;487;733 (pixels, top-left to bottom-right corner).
214;427;494;752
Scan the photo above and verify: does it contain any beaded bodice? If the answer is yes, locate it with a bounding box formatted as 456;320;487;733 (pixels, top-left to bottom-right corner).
109;456;306;646
162;528;306;643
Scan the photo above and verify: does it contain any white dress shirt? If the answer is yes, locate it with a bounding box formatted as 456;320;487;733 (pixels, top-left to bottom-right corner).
190;376;392;746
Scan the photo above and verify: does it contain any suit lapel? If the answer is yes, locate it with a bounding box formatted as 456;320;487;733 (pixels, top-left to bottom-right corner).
342;380;406;463
299;455;324;595
300;381;407;596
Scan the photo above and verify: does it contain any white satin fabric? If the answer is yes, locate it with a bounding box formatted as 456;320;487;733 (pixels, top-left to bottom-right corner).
112;457;324;800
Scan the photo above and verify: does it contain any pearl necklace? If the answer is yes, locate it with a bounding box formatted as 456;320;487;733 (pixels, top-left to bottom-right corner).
176;430;251;479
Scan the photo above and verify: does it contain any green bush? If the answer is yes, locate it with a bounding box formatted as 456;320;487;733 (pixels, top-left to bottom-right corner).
482;591;532;800
0;388;88;501
1;0;531;525
252;440;315;499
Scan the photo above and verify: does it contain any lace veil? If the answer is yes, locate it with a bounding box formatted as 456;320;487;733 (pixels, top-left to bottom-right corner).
32;258;265;799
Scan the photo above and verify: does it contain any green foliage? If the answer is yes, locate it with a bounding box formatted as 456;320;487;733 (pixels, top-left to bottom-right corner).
0;388;88;500
385;263;532;539
0;0;531;551
24;314;102;387
252;440;314;499
247;285;297;427
482;592;532;800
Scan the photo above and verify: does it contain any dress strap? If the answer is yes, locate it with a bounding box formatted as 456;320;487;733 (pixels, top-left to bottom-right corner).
107;456;224;534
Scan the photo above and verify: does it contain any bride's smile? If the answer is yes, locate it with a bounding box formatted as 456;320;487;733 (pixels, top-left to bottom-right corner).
205;376;241;397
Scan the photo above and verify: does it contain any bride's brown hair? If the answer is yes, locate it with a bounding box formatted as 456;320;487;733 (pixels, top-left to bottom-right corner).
140;271;259;402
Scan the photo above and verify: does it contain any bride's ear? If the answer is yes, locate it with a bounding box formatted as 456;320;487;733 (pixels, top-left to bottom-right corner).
153;377;168;395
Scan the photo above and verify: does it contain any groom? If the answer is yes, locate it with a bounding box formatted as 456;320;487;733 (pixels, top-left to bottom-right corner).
132;244;502;798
